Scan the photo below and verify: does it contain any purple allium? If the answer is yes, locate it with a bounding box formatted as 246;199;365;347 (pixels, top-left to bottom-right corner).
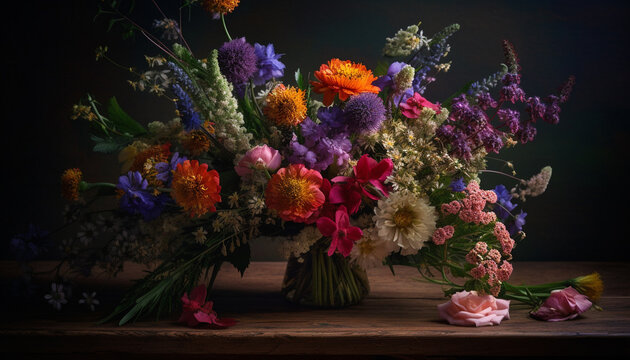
117;171;167;220
155;152;188;184
252;43;285;86
449;177;466;192
508;210;527;235
172;84;202;131
10;224;50;262
497;109;520;134
217;37;257;85
286;118;351;171
344;93;386;134
493;184;517;220
476;92;498;110
317;106;347;130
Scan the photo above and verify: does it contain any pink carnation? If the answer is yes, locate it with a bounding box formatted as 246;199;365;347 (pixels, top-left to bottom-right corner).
399;92;441;119
438;290;510;327
234;145;282;179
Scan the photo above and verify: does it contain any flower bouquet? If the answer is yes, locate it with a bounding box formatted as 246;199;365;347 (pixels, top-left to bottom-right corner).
21;0;603;325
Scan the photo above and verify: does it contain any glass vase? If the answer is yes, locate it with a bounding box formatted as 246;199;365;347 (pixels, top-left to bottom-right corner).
281;243;370;307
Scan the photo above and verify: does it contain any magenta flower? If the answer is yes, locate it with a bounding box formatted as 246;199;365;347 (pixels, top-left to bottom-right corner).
399;92;441;119
530;287;592;321
316;205;363;257
329;154;393;214
234;145;282;179
438;290;510;327
178;285;237;328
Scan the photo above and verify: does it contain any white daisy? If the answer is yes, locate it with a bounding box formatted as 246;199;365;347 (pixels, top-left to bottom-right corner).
78;291;100;311
44;283;68;311
373;191;437;255
350;228;397;270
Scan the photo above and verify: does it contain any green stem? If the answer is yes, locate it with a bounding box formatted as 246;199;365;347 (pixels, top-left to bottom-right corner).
326;254;335;306
82;182;117;191
221;14;232;41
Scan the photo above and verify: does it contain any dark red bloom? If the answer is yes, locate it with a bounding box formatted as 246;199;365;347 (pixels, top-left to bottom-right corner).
316;205;363;257
179;285;237;328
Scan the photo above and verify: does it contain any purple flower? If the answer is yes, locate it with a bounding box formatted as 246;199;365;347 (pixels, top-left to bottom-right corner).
155;152;188;184
530;287;591;321
476;92;498;110
252;43;285;86
217;37;257;85
516;122;537;144
286;118;352;171
493;185;517;220
373;61;407;91
499;74;526;104
449;178;466;192
450;131;472;160
172;84;202;131
508;210;527;235
344;93;386;134
497;109;520;134
525;96;546;121
543;95;562;125
479;128;503;154
117;171;167;220
317;106;347;130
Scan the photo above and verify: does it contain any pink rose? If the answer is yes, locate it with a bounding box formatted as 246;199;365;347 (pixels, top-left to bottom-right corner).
234;145;282;179
530;286;592;321
399;92;441;119
437;290;510;327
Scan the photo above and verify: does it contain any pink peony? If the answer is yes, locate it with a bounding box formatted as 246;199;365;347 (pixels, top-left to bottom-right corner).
399;92;441;119
438;290;510;327
530;287;592;322
234;145;282;179
179;285;237;328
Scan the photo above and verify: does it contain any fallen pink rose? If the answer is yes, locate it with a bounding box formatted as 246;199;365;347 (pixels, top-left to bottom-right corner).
530;286;592;322
179;285;237;328
437;290;510;327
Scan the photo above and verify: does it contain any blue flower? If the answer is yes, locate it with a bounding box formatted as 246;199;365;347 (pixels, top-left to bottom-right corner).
508;210;527;235
117;171;167;220
317;106;347;130
449;177;466;192
493;184;517;220
252;43;285;86
172;84;202;131
155;152;187;185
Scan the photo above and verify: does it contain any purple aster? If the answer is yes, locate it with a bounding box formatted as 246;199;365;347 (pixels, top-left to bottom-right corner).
497;109;520;134
217;37;257;85
286;118;352;171
317;106;347;130
117;171;167;221
252;43;285;86
172;84;202;131
10;224;50;262
155;152;188;185
508;210;527;235
343;93;386;134
449;177;466;192
493;185;517;220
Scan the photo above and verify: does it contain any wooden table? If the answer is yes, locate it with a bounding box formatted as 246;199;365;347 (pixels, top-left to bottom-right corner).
1;261;629;359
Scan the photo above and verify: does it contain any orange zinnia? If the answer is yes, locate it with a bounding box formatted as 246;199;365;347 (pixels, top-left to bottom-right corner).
310;58;381;106
263;84;308;127
265;164;325;223
171;160;222;217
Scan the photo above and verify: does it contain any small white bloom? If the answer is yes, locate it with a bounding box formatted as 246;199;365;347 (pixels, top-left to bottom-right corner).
512;166;552;201
373;191;437;255
77;223;98;246
44;283;68;311
350;228;397;270
193;227;208;244
78;291;100;311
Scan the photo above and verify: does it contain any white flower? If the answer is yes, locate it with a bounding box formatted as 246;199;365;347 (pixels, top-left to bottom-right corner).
373;191;437;255
193;227;208;244
78;291;100;311
278;226;322;260
512;166;552;201
44;283;68;311
350;228;397;270
77;223;98;246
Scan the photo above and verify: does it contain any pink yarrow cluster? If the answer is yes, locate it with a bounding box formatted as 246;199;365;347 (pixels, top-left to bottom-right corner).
432;225;455;245
466;239;514;296
441;181;497;225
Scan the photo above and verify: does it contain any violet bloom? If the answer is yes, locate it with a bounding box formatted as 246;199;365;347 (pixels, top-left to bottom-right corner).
508;210;527;235
117;171;167;220
492;184;517;220
499;73;526;104
217;37;257;85
234;144;282;179
497;109;520;134
156;152;187;185
252;43;285;86
449;178;466;192
344;93;386;134
373;61;413;104
317;106;347;130
287;118;352;171
530;287;592;321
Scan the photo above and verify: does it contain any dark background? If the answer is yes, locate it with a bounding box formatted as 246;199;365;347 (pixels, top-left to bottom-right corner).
2;0;629;261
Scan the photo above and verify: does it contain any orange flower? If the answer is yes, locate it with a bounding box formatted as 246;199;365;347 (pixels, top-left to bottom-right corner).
61;168;83;201
265;164;325;223
182;130;211;156
263;84;307;127
202;0;239;14
172;160;222;217
131;143;171;172
310;58;380;106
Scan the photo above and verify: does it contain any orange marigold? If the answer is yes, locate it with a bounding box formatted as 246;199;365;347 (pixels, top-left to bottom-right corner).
130;143;171;172
265;164;325;223
202;0;239;14
182;130;211;156
310;58;380;106
172;160;222;217
263;84;307;127
61;168;83;201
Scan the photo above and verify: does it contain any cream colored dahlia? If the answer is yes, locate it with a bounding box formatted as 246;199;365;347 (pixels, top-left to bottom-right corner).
373;191;437;255
350;228;397;270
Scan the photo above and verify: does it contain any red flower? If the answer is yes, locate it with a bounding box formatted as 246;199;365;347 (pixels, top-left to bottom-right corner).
179;285;237;328
329;154;393;214
399;92;441;119
316;205;363;257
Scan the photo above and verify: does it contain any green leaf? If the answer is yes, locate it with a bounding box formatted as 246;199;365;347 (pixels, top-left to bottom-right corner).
374;61;390;77
106;97;146;136
225;242;251;277
91;134;133;154
295;68;306;90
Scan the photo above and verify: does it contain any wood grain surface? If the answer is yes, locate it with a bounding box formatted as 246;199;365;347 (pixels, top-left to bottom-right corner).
1;261;628;358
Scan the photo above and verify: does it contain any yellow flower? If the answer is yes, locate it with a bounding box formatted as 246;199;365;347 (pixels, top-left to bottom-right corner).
573;272;604;302
201;0;239;14
263;84;307;127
